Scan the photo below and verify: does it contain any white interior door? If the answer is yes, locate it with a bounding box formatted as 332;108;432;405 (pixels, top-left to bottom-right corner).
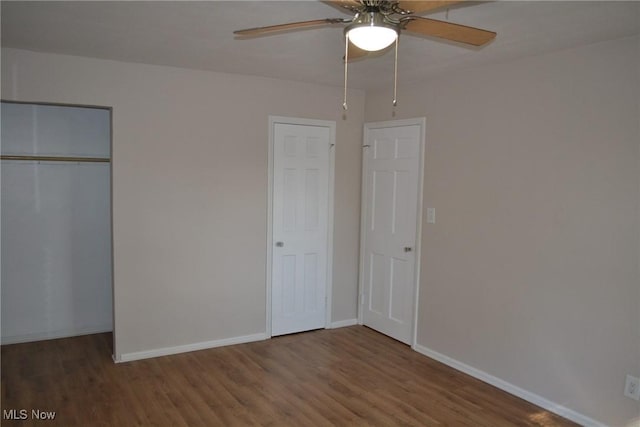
271;121;332;336
360;120;423;345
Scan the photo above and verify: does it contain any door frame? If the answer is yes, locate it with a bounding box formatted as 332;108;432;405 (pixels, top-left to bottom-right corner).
266;116;336;338
358;117;426;348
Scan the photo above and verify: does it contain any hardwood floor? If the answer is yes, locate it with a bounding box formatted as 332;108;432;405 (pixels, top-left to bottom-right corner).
1;326;577;426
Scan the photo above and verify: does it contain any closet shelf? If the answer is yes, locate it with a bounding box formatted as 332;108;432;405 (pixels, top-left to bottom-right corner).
1;154;110;163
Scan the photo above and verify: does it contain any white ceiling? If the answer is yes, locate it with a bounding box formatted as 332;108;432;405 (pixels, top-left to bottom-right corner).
2;1;639;90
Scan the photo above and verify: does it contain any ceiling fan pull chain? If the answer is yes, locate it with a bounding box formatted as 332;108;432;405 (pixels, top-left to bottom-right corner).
393;36;398;107
343;33;349;110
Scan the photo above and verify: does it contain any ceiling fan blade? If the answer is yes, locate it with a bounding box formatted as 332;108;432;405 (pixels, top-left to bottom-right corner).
397;1;465;14
402;17;496;46
234;19;345;36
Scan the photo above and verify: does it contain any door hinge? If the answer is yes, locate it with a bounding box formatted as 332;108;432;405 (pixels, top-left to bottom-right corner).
360;293;365;305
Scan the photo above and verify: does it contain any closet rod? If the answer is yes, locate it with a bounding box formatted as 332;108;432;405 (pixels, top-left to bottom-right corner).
1;155;110;163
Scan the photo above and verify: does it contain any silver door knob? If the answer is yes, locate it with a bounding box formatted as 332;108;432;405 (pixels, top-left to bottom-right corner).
404;247;413;252
275;241;284;247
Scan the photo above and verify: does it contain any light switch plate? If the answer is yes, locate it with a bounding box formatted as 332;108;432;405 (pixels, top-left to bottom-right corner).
625;375;640;400
427;208;435;224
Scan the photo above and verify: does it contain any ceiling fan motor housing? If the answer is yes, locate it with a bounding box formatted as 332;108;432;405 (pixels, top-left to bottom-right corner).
345;10;399;33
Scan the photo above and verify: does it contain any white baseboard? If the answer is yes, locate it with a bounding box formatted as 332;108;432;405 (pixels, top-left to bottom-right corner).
1;324;113;345
329;318;358;328
114;332;268;363
115;320;359;362
413;344;606;427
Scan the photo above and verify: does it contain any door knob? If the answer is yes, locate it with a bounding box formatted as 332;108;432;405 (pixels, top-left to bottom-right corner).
404;247;413;252
275;241;284;247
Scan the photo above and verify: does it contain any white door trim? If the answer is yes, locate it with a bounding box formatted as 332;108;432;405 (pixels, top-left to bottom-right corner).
267;116;336;338
358;117;426;348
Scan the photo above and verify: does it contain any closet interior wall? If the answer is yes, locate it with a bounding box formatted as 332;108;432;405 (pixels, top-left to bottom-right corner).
1;101;113;344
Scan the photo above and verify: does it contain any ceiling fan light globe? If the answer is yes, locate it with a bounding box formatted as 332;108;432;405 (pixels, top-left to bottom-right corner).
347;26;397;51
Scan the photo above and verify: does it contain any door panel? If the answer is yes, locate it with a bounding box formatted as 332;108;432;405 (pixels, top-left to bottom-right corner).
362;123;422;345
272;123;330;336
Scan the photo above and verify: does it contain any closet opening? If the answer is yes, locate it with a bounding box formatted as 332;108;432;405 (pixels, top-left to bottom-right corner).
1;100;114;355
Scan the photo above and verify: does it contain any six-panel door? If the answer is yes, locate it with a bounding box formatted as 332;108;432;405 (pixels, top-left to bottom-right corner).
361;124;421;344
272;123;330;336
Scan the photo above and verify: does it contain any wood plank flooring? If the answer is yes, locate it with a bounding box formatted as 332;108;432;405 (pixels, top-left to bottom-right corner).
1;326;577;426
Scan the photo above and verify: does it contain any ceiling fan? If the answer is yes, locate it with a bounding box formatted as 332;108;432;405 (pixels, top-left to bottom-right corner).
234;0;496;108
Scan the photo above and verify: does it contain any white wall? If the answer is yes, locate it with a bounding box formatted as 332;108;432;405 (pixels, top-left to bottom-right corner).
366;36;640;426
3;34;638;426
1;103;112;343
1;48;364;359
